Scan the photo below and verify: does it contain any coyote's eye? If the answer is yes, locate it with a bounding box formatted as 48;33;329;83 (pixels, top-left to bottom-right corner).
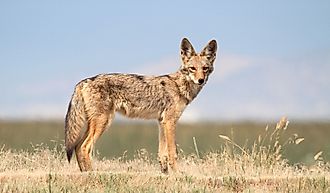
188;67;196;72
202;67;209;72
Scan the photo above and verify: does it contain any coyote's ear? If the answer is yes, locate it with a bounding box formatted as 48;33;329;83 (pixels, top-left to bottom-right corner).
201;39;217;64
181;38;196;63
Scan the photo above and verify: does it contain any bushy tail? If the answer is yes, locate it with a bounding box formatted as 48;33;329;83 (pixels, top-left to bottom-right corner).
65;84;86;162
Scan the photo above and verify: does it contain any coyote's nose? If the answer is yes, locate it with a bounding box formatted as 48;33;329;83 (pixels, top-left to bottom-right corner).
198;79;204;85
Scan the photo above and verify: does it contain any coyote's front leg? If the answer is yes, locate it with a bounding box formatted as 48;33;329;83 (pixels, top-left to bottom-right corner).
158;122;168;173
158;118;178;173
166;122;177;172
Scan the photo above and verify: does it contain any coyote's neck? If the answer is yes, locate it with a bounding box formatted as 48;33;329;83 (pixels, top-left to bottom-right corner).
169;71;203;104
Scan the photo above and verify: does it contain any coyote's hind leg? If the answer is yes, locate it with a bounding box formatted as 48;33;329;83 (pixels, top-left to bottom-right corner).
75;113;113;171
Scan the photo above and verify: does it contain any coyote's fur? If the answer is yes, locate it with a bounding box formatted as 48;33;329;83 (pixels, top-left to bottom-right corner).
65;38;217;173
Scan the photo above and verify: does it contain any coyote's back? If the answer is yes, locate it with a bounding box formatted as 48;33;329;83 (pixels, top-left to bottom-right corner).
65;38;218;173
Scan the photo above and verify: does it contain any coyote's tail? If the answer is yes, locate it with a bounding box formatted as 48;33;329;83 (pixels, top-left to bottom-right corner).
65;83;86;162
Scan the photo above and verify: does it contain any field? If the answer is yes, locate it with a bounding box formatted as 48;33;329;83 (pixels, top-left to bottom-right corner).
1;118;330;192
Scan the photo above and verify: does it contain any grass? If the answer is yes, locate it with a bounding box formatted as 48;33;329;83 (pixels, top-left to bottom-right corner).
1;118;330;192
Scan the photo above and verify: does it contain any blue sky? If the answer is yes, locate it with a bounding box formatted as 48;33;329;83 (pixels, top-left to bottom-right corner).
0;1;329;121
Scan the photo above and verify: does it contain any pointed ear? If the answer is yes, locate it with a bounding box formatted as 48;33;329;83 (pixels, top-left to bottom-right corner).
201;39;217;63
180;38;196;63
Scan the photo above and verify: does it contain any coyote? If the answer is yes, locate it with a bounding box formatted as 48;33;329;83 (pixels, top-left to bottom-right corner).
65;38;217;173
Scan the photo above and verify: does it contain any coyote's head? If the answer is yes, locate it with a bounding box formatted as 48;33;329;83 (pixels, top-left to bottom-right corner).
180;38;217;85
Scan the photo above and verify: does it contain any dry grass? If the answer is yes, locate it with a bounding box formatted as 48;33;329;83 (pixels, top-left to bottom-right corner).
1;118;330;192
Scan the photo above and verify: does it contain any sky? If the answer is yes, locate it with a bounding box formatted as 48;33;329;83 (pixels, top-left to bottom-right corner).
0;1;329;121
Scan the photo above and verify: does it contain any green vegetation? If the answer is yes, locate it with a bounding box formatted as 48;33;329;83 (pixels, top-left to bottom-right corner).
0;118;330;192
1;119;329;163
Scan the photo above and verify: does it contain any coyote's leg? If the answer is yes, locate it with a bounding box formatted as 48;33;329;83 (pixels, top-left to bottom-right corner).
158;122;168;174
166;121;177;172
75;113;112;171
159;118;177;173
